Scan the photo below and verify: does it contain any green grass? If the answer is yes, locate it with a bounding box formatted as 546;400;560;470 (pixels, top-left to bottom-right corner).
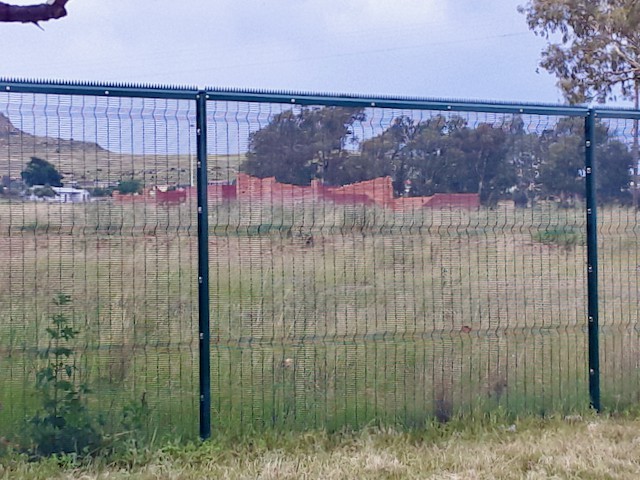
0;200;638;443
5;414;640;479
531;225;585;249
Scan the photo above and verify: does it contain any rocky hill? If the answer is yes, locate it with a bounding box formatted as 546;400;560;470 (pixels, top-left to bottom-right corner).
0;113;197;186
0;112;118;183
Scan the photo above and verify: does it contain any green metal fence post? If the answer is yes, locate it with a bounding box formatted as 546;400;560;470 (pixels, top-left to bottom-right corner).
585;108;601;412
196;91;211;438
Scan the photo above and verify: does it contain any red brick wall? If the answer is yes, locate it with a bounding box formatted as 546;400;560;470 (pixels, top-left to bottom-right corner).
114;175;479;210
236;173;316;205
321;176;394;207
156;189;187;204
112;191;152;203
198;184;237;202
392;197;428;212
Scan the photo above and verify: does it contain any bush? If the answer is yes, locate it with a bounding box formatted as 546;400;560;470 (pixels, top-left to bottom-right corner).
31;186;56;198
531;226;584;250
88;187;113;197
20;294;104;458
117;179;143;195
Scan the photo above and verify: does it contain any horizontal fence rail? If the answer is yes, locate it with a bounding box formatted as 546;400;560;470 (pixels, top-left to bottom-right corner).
0;78;637;441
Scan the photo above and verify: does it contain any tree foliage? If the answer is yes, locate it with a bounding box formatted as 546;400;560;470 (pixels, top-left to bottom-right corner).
353;115;515;204
241;107;365;186
520;0;640;207
598;139;634;204
537;118;586;203
537;117;632;204
455;122;515;204
117;179;143;195
21;157;63;187
519;0;640;103
31;185;56;198
504;116;547;206
241;107;632;206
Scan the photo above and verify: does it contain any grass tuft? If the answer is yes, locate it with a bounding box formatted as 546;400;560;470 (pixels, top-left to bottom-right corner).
531;225;584;250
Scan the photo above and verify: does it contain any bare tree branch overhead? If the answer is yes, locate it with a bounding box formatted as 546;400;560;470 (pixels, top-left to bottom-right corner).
0;0;69;24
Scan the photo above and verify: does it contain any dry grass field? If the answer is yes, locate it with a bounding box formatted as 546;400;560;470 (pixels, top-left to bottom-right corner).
0;198;638;440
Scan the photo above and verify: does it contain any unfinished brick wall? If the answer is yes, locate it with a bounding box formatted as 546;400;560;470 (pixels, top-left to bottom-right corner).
114;174;480;210
318;176;394;207
112;191;153;203
186;184;237;203
391;197;429;212
155;189;187;204
236;173;316;206
114;187;190;205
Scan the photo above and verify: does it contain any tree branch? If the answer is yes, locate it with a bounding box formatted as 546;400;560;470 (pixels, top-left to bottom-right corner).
0;0;69;24
611;43;640;70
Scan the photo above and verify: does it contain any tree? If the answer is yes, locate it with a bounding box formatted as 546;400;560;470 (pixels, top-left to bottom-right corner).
504;116;547;207
597;139;633;204
354;115;515;204
240;106;365;186
0;0;69;25
519;1;640;103
354;115;469;197
537;117;632;205
453;122;515;205
537;119;586;204
349;116;431;194
519;0;640;205
21;156;63;187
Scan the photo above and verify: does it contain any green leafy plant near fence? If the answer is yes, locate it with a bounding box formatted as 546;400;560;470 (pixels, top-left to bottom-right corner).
20;294;104;458
8;294;156;459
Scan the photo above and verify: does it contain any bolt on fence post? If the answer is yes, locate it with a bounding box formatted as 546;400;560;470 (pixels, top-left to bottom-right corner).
196;91;212;439
585;109;601;412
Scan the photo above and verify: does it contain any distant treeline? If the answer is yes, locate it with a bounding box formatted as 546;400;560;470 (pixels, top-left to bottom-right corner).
240;107;633;206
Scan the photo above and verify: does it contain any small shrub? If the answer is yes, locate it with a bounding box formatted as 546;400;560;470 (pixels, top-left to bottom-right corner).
21;294;104;458
117;179;143;195
120;392;152;448
31;186;56;198
88;186;113;197
531;226;584;250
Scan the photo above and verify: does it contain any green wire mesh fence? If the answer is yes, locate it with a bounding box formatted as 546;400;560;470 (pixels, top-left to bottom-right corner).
0;79;637;440
205;101;591;431
0;88;199;440
596;115;640;411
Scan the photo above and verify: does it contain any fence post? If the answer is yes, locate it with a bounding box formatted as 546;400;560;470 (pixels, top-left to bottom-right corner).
196;91;211;438
585;108;601;412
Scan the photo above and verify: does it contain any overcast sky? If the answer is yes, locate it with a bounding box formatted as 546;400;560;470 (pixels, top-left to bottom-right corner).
1;0;568;104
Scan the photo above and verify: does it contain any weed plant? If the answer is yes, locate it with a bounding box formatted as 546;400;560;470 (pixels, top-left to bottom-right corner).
19;294;104;458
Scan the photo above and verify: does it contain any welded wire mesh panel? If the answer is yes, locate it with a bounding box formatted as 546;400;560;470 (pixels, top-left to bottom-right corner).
597;118;640;410
206;101;589;432
0;92;198;439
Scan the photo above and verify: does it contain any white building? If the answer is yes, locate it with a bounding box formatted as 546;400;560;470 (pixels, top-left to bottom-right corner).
29;186;90;203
